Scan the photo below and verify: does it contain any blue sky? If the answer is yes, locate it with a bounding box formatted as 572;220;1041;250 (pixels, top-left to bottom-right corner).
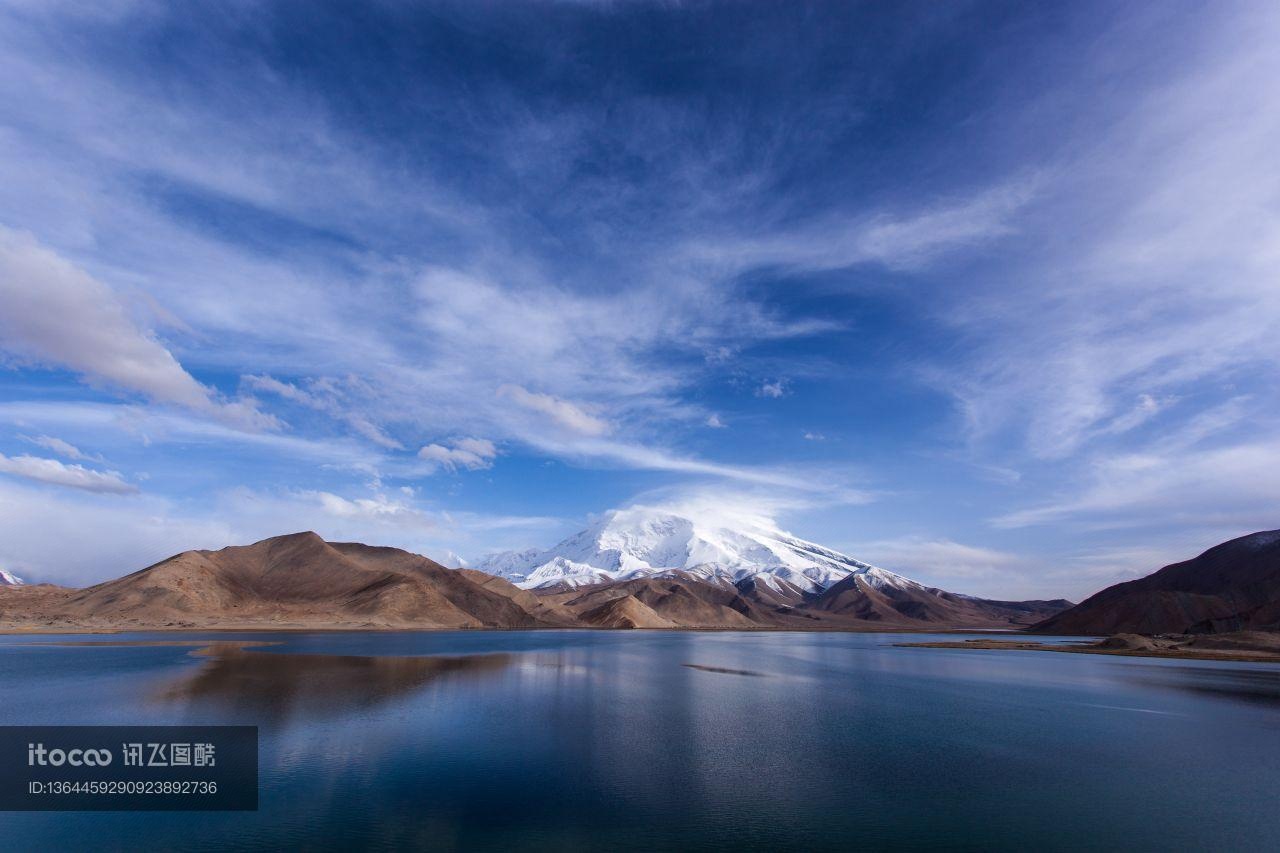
1;0;1277;599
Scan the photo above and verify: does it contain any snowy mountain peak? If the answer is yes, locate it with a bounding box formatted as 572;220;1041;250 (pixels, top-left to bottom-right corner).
0;569;24;586
473;506;916;593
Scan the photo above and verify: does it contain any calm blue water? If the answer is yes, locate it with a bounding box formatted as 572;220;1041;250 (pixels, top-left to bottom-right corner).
1;630;1278;851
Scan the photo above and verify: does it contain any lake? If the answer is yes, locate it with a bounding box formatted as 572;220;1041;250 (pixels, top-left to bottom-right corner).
1;630;1278;851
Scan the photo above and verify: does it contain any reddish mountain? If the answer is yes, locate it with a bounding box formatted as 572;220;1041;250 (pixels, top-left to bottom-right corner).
546;570;1070;630
1033;529;1280;635
5;532;574;630
808;572;1070;628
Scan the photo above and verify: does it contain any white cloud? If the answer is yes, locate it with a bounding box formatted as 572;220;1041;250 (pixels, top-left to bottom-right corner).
0;452;136;494
705;414;726;428
453;436;495;456
21;434;98;462
803;431;824;441
5;2;1274;603
849;181;1039;271
312;490;437;529
242;374;403;449
937;6;1280;463
417;437;499;471
0;475;567;585
0;228;276;431
1098;393;1178;437
607;491;813;540
848;535;1084;600
993;439;1280;530
221;487;563;555
405;266;827;458
683;178;1037;275
525;435;872;501
858;536;1025;580
497;384;611;436
616;483;874;538
756;380;786;399
0;480;231;585
0;21;857;498
0;401;381;470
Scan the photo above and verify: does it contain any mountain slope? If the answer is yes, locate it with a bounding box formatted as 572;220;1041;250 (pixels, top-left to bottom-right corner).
0;529;1072;632
578;595;678;629
811;571;1069;627
475;507;912;593
533;567;1069;630
556;574;762;629
1033;529;1280;635
25;532;576;630
0;569;22;586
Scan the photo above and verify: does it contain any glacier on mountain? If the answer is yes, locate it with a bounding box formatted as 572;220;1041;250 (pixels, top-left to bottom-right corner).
473;506;918;593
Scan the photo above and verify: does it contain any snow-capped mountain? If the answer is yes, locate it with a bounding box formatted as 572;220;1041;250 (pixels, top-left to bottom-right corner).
0;569;24;586
473;506;919;593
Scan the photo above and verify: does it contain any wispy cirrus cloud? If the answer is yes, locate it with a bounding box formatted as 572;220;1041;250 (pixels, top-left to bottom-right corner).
936;4;1280;466
993;439;1280;532
0;1;1277;600
21;434;101;462
0;452;136;494
851;535;1039;597
418;437;499;472
0;401;380;469
497;385;611;437
0;228;277;431
683;178;1039;275
242;374;403;449
0;1;910;498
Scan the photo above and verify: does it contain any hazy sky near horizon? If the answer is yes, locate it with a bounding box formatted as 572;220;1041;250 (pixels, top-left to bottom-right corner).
1;0;1277;598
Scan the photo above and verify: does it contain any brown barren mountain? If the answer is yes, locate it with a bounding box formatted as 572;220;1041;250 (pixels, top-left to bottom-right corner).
546;570;1069;630
810;573;1070;628
0;532;1073;632
555;574;762;629
578;595;679;629
0;532;575;630
1033;529;1280;635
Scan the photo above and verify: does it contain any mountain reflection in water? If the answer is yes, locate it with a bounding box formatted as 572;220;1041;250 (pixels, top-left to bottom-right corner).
5;631;1280;851
154;644;514;721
